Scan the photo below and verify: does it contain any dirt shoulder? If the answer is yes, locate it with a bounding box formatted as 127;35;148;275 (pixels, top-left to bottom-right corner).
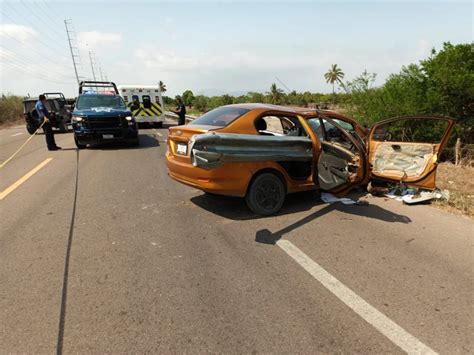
433;162;474;217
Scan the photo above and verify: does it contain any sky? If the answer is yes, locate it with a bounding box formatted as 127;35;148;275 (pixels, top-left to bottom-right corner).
0;0;472;98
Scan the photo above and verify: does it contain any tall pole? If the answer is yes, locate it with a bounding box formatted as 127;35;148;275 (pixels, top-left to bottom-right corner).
64;19;80;85
89;51;97;81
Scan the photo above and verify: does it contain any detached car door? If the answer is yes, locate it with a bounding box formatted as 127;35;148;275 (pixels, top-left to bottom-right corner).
367;116;456;189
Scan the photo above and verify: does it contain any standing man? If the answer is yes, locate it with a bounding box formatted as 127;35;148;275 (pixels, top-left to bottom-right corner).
35;94;61;151
171;97;186;126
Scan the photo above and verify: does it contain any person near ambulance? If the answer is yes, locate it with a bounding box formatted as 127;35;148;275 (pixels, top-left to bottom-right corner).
171;97;186;126
35;94;61;151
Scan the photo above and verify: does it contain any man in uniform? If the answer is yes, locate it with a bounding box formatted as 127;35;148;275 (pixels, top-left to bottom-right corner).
35;94;61;151
171;97;186;126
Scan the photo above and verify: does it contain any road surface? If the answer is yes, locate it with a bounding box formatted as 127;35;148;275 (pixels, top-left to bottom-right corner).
1;124;473;353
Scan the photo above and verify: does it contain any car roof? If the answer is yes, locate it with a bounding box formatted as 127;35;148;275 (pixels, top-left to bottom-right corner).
223;103;301;113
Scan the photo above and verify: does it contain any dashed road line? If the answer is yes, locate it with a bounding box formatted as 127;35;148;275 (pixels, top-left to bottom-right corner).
0;158;53;200
11;132;23;137
156;132;163;137
277;239;437;355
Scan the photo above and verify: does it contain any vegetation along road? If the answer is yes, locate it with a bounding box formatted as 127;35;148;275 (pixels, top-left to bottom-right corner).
0;122;472;353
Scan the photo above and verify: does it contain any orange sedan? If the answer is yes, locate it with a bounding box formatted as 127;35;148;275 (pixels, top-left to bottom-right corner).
166;103;455;215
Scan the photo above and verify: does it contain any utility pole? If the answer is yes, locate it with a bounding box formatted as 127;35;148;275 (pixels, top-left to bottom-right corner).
89;51;97;81
64;19;81;85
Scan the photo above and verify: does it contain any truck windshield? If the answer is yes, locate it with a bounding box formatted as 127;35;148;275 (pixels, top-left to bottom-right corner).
76;95;126;110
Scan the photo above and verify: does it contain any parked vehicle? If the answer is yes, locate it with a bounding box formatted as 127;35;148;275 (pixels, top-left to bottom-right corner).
166;103;455;215
72;81;139;149
23;92;71;134
117;85;164;127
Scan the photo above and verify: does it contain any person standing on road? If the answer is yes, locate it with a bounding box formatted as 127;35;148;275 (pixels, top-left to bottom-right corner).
35;94;61;151
171;97;186;126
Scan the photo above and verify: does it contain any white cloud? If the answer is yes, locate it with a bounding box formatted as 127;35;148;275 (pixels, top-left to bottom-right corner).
78;31;122;50
0;47;15;61
0;24;36;41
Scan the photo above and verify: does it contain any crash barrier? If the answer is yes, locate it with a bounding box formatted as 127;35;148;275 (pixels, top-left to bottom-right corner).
164;111;197;123
0;120;46;169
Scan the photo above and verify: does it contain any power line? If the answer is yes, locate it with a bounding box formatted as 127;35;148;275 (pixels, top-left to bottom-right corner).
2;6;69;55
0;30;74;72
0;44;74;81
1;61;75;85
19;0;68;43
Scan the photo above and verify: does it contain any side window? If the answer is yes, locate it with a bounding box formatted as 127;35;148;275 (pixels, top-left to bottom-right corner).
255;116;284;135
307;118;325;141
142;95;151;109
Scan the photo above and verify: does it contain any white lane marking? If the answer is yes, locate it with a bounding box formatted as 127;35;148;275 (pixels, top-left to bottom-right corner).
11;132;23;137
277;239;437;355
0;158;53;200
156;132;162;137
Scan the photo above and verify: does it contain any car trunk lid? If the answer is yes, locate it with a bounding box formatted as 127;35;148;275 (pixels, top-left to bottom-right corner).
168;125;222;162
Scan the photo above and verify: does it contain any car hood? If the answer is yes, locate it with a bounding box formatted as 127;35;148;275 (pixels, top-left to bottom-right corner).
73;107;131;117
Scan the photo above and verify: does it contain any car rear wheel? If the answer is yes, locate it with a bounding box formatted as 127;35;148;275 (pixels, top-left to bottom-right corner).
245;173;286;215
26;124;38;135
74;137;86;149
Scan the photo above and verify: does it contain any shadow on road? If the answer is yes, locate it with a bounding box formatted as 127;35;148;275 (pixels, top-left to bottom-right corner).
254;200;412;245
191;191;320;221
87;133;160;150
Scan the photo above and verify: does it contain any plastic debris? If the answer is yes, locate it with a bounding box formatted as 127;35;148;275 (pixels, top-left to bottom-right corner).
321;192;357;205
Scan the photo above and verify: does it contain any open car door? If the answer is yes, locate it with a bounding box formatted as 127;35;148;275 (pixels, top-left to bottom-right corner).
367;116;456;189
312;116;368;195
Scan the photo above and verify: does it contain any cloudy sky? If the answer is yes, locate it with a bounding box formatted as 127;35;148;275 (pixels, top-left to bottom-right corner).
0;0;472;97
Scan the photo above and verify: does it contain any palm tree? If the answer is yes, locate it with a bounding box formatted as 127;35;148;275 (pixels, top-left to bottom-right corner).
324;64;344;95
159;80;167;94
267;83;284;104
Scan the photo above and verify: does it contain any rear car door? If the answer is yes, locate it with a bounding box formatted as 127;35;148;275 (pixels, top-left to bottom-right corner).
367;116;456;189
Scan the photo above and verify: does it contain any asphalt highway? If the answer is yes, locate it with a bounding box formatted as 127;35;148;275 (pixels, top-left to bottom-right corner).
1;123;473;354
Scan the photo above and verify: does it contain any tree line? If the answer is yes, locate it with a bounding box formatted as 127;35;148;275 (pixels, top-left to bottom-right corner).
163;42;473;143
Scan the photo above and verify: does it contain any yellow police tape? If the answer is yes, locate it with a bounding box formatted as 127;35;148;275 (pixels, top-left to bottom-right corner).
0;120;46;170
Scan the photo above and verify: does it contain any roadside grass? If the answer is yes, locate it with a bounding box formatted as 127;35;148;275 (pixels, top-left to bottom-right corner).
434;162;474;217
0;95;23;128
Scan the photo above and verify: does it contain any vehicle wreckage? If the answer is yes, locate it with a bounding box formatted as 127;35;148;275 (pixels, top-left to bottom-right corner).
166;103;455;215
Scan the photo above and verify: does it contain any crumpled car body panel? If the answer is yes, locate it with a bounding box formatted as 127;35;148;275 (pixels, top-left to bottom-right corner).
190;133;313;170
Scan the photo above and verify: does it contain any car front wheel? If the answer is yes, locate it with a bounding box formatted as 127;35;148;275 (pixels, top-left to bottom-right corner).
74;137;86;149
245;172;286;215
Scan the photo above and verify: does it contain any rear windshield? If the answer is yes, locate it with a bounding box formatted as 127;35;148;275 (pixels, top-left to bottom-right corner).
76;94;126;110
190;106;250;127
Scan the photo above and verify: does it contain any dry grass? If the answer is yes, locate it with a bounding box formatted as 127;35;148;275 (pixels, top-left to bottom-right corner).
434;162;474;217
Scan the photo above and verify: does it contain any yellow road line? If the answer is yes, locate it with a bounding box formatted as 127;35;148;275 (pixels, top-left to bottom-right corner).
0;158;53;200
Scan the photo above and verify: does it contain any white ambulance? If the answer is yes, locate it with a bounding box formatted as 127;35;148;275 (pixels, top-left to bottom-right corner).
117;85;164;127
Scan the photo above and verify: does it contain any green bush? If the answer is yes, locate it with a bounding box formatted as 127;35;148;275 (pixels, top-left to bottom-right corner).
0;94;23;126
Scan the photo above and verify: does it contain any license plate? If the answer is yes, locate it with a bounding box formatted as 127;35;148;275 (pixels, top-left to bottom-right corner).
102;134;114;139
176;143;187;155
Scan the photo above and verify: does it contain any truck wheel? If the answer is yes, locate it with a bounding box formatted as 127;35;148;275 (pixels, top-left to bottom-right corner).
130;137;139;147
245;173;285;215
26;124;37;135
74;137;86;149
59;120;67;133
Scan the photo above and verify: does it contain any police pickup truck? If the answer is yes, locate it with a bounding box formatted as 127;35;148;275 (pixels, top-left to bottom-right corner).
72;81;139;149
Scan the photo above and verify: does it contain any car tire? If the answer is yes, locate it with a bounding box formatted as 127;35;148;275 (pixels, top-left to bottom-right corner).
130;137;139;146
74;137;86;149
26;124;37;135
59;120;68;133
245;172;286;216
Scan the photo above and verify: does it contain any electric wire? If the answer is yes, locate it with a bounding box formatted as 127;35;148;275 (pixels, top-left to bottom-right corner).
0;60;75;85
0;45;75;81
1;7;70;56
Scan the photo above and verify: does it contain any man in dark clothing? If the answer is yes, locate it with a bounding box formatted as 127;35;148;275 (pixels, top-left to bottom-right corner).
35;94;61;151
171;97;186;126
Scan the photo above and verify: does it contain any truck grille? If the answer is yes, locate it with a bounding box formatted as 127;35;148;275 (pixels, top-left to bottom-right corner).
86;116;123;129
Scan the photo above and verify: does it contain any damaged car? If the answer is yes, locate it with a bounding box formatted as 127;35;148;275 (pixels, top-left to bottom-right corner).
166;103;455;215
